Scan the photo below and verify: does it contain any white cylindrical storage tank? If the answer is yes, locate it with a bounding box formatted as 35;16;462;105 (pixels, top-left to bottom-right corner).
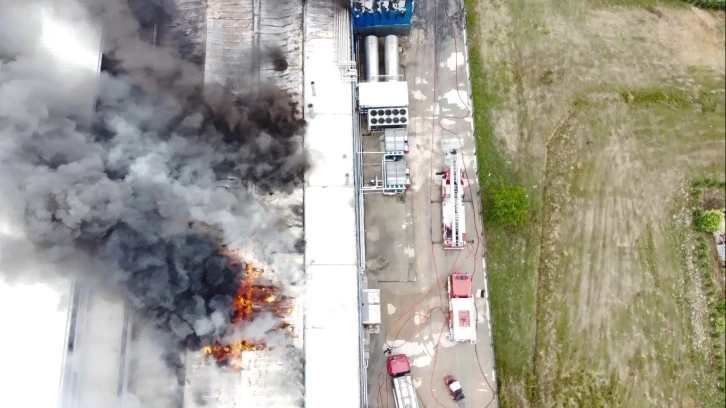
365;35;379;82
384;35;399;81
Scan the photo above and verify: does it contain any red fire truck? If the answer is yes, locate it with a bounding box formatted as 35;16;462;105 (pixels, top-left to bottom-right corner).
387;354;420;408
447;273;477;343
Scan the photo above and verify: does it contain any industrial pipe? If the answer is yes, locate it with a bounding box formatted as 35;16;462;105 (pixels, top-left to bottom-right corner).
364;35;379;82
384;35;399;81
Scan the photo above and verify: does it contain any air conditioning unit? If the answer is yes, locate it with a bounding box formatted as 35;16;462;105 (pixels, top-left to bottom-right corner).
368;106;408;130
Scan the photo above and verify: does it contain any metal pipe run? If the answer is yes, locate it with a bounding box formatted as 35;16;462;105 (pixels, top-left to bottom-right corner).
384;35;399;81
364;35;379;82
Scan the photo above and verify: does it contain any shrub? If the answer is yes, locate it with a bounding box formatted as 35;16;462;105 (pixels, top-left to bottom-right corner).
715;316;726;333
696;209;724;233
487;185;530;227
684;0;726;10
716;300;726;315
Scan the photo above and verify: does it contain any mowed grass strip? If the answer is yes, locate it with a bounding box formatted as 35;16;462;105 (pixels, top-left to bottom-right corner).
464;1;540;406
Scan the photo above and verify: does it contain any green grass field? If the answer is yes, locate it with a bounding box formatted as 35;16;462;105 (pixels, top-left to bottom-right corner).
465;0;726;406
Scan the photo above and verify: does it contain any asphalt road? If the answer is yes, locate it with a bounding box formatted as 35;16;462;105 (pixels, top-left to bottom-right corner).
363;0;499;407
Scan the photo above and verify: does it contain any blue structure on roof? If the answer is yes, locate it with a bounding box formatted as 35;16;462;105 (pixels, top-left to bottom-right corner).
351;0;415;37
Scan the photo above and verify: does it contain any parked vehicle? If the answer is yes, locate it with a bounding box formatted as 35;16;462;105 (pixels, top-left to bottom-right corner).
444;375;465;404
447;273;477;343
386;354;420;408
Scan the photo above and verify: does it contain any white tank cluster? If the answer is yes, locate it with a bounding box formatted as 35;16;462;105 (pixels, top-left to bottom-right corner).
364;35;401;82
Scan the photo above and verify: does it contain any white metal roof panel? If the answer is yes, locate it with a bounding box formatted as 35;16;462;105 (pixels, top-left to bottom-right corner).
304;59;354;116
0;4;101;404
0;279;70;408
237;351;304;406
304;186;357;266
33;3;102;119
358;81;409;109
183;352;242;408
304;265;361;408
305;114;354;188
73;289;127;407
303;3;360;407
183;352;303;408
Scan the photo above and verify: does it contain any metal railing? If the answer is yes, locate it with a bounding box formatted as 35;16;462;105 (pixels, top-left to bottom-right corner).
336;6;358;82
361;73;406;82
348;13;369;407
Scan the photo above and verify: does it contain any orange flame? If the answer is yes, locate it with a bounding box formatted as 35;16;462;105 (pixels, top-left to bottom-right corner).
203;340;269;370
230;263;289;324
203;250;294;370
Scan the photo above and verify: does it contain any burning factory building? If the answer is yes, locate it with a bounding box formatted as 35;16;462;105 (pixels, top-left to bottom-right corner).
200;257;295;370
0;0;307;407
184;255;306;407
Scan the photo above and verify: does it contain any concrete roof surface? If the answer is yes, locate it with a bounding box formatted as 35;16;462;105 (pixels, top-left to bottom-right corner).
303;1;361;407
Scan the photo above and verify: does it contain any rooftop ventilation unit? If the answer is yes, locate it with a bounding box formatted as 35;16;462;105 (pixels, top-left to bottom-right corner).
362;289;382;333
362;156;411;195
383;128;409;157
368;107;408;130
382;157;410;195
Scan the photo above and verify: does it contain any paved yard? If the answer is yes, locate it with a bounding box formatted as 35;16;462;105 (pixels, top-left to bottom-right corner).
364;1;498;407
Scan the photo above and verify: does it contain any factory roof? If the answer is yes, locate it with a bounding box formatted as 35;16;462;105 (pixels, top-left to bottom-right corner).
305;265;361;406
303;2;361;407
196;1;308;405
0;3;102;406
183;347;305;408
0;267;72;408
34;3;103;121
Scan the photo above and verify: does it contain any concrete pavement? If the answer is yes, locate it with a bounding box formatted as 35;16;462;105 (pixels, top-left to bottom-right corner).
364;0;498;407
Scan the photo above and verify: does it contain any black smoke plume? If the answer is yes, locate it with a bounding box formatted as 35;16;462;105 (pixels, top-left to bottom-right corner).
266;47;289;72
0;0;307;362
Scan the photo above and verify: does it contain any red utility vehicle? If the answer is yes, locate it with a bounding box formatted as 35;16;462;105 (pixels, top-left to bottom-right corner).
386;354;420;408
444;375;466;405
447;273;477;343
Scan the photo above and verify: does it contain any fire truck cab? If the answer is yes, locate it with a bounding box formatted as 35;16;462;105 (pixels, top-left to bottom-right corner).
447;273;477;343
387;354;420;408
